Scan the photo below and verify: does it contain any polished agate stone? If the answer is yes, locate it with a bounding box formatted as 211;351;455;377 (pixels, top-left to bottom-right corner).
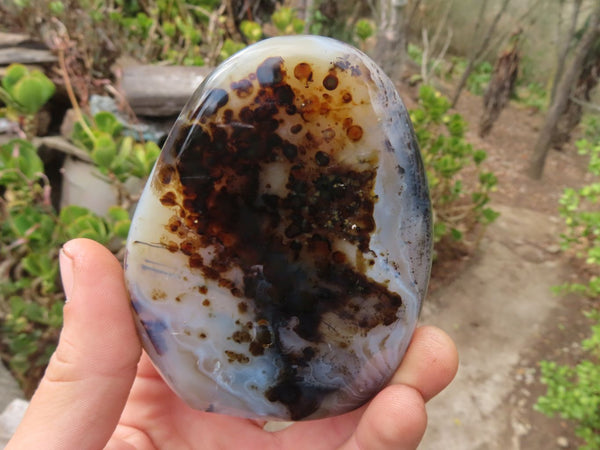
124;35;432;421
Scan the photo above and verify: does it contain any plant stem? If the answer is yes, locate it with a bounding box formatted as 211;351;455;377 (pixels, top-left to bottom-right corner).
57;47;95;142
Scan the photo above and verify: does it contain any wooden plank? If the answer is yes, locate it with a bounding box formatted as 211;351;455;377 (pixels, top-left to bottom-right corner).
0;47;57;65
120;65;213;117
0;32;30;48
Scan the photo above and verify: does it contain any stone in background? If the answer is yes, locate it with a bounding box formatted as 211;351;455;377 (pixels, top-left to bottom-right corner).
0;363;26;448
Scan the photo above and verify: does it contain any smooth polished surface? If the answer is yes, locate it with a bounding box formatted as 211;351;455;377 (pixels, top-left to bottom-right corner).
125;36;432;421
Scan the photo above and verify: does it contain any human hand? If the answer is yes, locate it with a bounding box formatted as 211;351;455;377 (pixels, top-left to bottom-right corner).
7;238;458;450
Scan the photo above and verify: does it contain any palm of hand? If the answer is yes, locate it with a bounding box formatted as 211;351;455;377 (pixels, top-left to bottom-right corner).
111;354;356;449
7;239;457;450
110;321;452;450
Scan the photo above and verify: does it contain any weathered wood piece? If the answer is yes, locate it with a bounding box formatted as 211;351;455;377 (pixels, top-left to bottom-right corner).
0;32;31;48
120;65;213;117
0;48;56;65
33;136;93;163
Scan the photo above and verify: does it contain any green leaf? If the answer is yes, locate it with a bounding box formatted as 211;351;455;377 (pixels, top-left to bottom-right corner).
9;333;39;357
481;208;500;224
94;111;123;136
450;228;463;241
49;1;64;14
433;221;446;242
21;254;44;278
113;220;131;239
59;205;92;223
60;206;111;244
292;18;305;34
220;39;246;61
355;19;374;42
11;72;55;114
107;205;130;222
473;150;487;165
67;215;110;244
23;301;47;324
240;20;262;43
479;172;498;188
129;141;159;178
91;132;118;169
0;139;44;185
1;64;28;93
163;21;176;38
9;354;31;376
9;209;38;237
48;302;64;329
272;7;294;33
9;296;27;317
71;118;95;151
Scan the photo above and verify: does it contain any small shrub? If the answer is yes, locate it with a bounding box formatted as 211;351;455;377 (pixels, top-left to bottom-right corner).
0;63;55;137
71;111;160;183
536;123;600;449
354;18;375;44
408;43;424;66
466;61;493;96
535;310;600;450
240;20;263;43
514;82;548;111
410;85;499;248
553;137;600;298
271;6;305;35
219;39;246;62
443;57;493;96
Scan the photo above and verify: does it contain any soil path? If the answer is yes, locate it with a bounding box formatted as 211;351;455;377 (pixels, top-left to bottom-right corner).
419;204;579;449
408;88;594;449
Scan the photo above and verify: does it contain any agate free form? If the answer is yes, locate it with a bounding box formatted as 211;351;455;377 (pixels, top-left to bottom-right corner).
125;35;432;421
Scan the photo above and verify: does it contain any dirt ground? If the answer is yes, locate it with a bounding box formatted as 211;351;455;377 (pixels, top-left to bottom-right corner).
399;85;595;449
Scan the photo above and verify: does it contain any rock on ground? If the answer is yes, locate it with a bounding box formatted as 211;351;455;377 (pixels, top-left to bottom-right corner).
0;364;22;413
0;399;28;448
0;363;25;448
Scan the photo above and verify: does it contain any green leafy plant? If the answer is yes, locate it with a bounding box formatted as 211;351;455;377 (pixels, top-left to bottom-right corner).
410;85;499;247
2;296;63;385
0;139;68;391
581;115;600;143
466;61;493;96
307;6;353;43
536;310;600;449
219;38;246;61
0;65;157;393
271;6;305;35
106;0;226;66
354;18;374;43
408;43;424;66
0;64;55;115
445;57;493;96
536;121;600;449
71;111;160;183
514;82;548;111
553;137;600;298
240;20;263;43
0;136;139;394
0;63;55;137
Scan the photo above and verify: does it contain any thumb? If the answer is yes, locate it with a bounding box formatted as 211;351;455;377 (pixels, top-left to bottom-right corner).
7;238;142;450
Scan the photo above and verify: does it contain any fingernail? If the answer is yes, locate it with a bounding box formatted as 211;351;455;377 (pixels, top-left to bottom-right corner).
59;244;75;301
